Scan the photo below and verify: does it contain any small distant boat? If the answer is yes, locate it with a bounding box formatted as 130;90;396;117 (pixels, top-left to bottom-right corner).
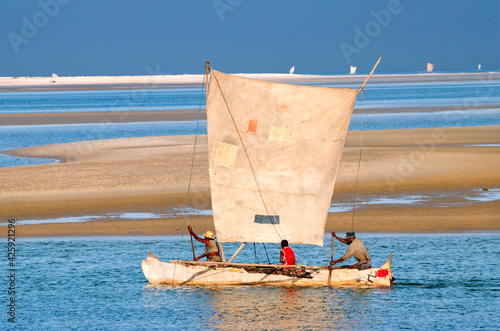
51;73;58;83
142;58;394;287
289;66;295;74
350;66;357;74
427;63;434;73
478;64;482;70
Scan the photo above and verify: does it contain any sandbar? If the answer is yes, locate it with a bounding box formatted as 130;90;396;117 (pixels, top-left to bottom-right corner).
2;104;499;127
1;125;499;237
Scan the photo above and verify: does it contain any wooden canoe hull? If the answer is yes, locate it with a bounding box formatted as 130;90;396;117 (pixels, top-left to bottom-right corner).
142;253;394;287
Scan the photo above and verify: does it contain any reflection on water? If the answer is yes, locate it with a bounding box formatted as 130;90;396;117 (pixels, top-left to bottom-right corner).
139;284;383;330
204;286;378;330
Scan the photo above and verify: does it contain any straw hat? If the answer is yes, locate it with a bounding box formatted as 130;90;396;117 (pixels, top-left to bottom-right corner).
203;230;215;239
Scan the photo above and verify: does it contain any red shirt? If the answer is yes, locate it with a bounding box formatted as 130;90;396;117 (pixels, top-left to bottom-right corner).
281;247;296;266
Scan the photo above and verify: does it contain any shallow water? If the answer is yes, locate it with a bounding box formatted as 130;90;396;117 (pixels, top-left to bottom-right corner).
1;109;499;168
5;188;499;226
1;79;499;114
0;88;203;114
1;233;498;329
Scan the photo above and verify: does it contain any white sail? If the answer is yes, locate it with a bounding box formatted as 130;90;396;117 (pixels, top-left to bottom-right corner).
206;70;358;246
350;66;357;74
478;64;481;70
427;63;434;73
289;66;295;74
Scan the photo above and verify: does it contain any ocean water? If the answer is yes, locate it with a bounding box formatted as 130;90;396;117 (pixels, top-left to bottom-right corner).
324;80;500;109
0;88;202;114
1;77;500;168
1;233;498;330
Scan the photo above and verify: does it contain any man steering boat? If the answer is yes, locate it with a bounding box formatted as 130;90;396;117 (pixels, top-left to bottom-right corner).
330;231;371;270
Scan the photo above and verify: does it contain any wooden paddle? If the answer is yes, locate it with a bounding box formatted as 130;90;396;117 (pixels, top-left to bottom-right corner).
328;233;334;285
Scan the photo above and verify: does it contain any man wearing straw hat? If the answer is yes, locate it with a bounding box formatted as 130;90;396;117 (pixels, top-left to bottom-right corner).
188;225;222;262
330;231;371;270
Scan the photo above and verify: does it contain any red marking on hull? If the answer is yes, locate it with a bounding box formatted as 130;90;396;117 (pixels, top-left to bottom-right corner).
375;269;389;278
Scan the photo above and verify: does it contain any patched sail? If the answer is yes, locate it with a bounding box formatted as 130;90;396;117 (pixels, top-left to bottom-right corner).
206;70;358;246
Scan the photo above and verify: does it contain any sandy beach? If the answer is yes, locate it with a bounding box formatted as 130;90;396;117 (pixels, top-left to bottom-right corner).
1;124;499;237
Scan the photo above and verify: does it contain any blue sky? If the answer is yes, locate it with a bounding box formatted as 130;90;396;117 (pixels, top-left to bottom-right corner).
1;0;499;76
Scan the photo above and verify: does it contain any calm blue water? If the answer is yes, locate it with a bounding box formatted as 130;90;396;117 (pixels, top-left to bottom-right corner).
1;81;499;114
1;78;499;168
1;233;498;329
0;88;202;114
325;80;500;109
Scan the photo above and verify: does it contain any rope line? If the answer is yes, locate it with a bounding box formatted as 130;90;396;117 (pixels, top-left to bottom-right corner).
176;63;207;263
351;90;364;231
262;243;271;264
210;70;284;241
348;57;380;232
293;249;310;266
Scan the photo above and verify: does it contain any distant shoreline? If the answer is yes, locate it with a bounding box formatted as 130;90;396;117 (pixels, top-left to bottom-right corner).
1;71;499;92
2;104;499;126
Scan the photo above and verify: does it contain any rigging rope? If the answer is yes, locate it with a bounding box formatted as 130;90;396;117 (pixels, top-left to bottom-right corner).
349;57;380;232
176;63;208;262
262;243;271;264
351;90;364;231
292;249;310;266
210;69;284;241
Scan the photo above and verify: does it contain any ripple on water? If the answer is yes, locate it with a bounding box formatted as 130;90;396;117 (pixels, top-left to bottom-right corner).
2;233;498;329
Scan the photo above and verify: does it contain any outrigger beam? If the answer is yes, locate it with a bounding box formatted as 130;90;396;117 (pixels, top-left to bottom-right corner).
228;242;247;263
